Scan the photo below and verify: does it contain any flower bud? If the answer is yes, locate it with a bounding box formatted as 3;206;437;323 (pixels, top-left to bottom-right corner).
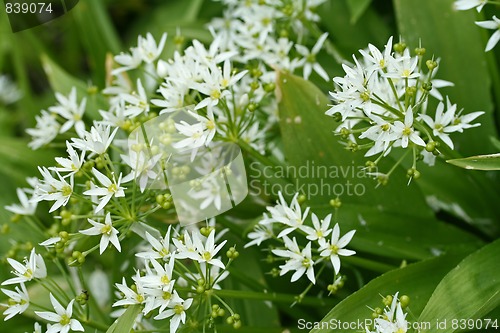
426;60;438;70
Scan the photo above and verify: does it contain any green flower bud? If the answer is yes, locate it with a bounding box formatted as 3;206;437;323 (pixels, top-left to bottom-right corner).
263;83;275;93
422;82;433;91
394;42;407;54
297;194;306;204
425;141;436;152
329;198;342;208
247;103;257;112
426;59;438;70
406;86;417;97
400;295;410;308
226;247;239;259
332;112;342;122
383;295;393;307
415;47;426;56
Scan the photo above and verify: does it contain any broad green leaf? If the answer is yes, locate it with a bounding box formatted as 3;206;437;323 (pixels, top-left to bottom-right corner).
346;0;372;24
41;53;106;119
106;304;141;333
310;253;468;333
393;0;498;157
313;204;482;261
418;239;500;332
403;159;500;238
447;153;500;171
276;71;483;260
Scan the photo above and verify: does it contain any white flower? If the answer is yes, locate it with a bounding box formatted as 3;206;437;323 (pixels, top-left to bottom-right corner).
33;167;73;213
5;188;37;216
303;213;332;241
136;227;173;260
34;294;84;333
49;87;86;138
393;107;426;148
188;174;223;210
318;223;356;274
373;292;408;333
385;49;419;79
451;110;484;132
295;32;329;81
52;141;86;176
121;149;162;192
172;231;198;259
265;192;310;238
419;98;459;149
121;79;150;118
360;115;396;157
175;230;227;269
475;16;500;52
272;237;316;284
1;283;30;320
191;61;246;110
174;108;217;151
359;36;394;75
245;221;274;248
113;47;142;74
71;123;118;155
79;213;121;254
138;32;167;63
83;168;125;212
153;293;193;333
186;36;237;65
454;0;487;12
113;274;146;307
2;248;47;285
26;110;60;150
139;256;176;291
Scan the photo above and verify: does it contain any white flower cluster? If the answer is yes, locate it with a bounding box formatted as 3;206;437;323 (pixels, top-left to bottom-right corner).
367;292;410;333
246;192;355;288
454;0;500;51
326;37;484;182
27;87;87;150
112;225;230;333
1;249;85;333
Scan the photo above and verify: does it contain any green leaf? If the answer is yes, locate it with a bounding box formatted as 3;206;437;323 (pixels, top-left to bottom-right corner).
393;0;498;156
346;0;372;24
447;153;500;171
418;239;500;332
310;253;468;333
106;304;141;333
72;0;121;86
276;71;483;261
